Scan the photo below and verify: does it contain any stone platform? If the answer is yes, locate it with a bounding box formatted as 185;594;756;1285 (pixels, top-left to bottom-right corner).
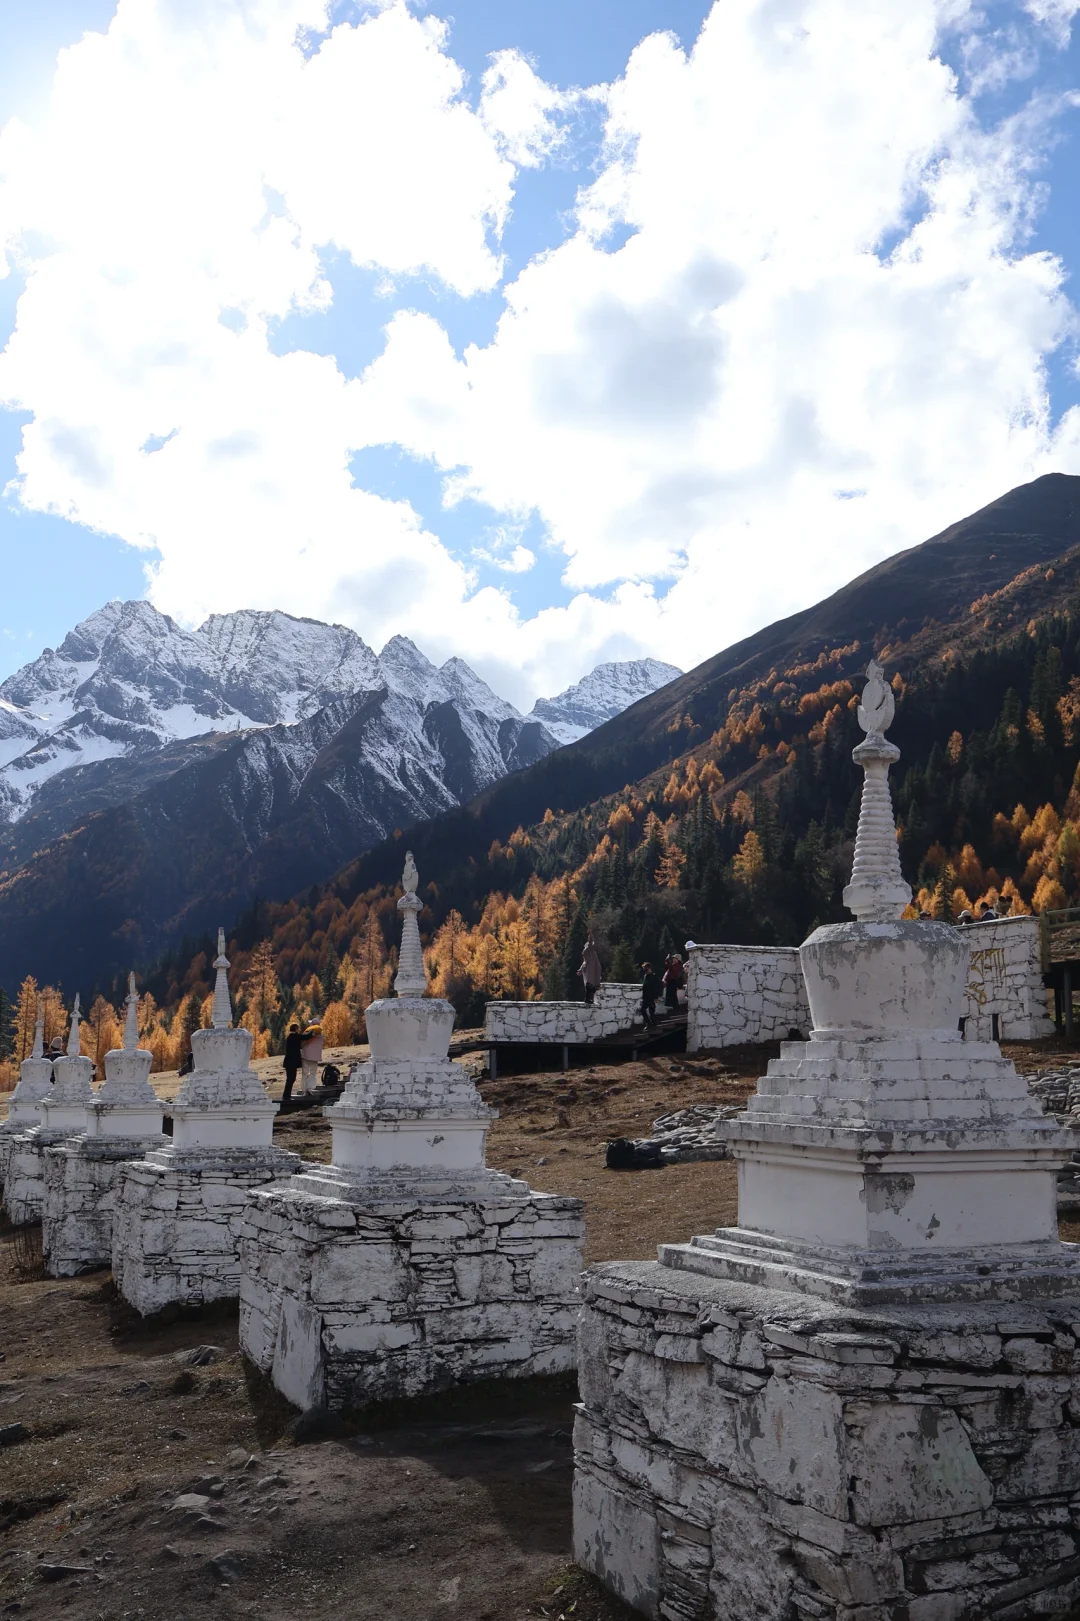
3;1130;52;1224
240;1162;584;1410
574;1259;1080;1621
112;1143;300;1315
43;1133;165;1276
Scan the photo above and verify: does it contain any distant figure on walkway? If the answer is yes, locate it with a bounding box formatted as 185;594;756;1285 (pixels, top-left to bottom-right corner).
641;962;660;1029
579;934;602;1005
662;954;684;1011
300;1022;324;1093
978;902;999;921
282;1021;303;1103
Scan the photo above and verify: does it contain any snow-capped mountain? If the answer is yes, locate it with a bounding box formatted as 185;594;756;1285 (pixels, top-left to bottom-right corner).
0;601;676;992
0;603;545;829
529;658;683;745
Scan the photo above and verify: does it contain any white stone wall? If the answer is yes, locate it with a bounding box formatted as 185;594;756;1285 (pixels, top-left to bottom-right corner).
2;1131;53;1224
112;1145;299;1315
42;1136;165;1278
239;1170;585;1411
575;1260;1080;1621
485;982;641;1045
686;945;809;1052
960;915;1055;1040
685;918;1054;1051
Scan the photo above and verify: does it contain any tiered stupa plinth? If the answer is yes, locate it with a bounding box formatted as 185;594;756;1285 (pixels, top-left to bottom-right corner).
0;1011;52;1198
42;976;169;1277
4;999;93;1225
111;934;299;1315
574;662;1080;1621
238;854;584;1412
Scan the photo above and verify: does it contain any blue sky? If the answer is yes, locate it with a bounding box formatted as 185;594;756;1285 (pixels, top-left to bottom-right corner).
0;0;711;680
3;0;1080;705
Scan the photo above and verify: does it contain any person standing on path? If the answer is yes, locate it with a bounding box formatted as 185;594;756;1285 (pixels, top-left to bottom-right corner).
640;962;660;1029
579;934;602;1005
663;954;684;1011
300;1022;324;1093
282;1021;303;1103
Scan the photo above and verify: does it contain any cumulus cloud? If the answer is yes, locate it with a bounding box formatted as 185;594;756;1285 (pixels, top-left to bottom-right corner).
1;0;1080;707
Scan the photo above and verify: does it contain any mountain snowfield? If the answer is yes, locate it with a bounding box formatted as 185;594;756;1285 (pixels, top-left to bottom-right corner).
0;601;680;991
0;600;680;827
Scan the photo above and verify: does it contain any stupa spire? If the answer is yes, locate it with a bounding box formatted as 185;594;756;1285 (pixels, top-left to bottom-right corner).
31;1007;44;1061
211;928;233;1029
394;851;429;996
66;993;82;1059
842;660;912;922
123;972;139;1051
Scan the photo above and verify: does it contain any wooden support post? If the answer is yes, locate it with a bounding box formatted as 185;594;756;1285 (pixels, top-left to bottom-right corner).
1055;981;1063;1033
1066;964;1074;1042
489;1047;497;1082
562;1044;569;1072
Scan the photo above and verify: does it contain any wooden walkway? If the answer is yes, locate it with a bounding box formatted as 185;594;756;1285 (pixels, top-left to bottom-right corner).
486;1008;687;1078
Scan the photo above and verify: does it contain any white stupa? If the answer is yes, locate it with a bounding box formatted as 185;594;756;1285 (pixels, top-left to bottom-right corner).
111;931;299;1315
239;852;584;1412
0;1009;52;1195
42;974;168;1278
574;661;1080;1621
4;998;93;1225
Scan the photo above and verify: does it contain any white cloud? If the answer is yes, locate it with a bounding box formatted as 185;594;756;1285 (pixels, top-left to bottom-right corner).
1;0;1079;709
352;0;1080;679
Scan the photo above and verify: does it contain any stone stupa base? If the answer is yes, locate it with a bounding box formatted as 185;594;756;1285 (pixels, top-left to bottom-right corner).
112;1143;300;1316
2;1128;76;1225
42;1133;168;1277
0;1122;32;1198
238;1163;585;1411
574;1259;1080;1621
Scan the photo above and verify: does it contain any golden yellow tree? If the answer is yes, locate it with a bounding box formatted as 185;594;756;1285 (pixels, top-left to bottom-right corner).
498;919;539;1001
86;995;121;1070
732;829;766;891
12;976;38;1062
242;940;280;1033
39;984;66;1051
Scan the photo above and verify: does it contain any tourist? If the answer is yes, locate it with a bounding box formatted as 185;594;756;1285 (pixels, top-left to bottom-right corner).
957;910;974;925
640;962;660;1029
282;1021;303;1103
300;1021;324;1093
978;901;999;921
663;954;684;1010
579;933;602;1005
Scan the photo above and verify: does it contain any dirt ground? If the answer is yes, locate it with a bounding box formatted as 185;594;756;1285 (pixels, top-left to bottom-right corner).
0;1036;1077;1619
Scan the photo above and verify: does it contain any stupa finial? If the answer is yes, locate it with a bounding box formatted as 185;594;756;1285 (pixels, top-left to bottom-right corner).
67;993;82;1059
123;971;139;1051
31;1006;44;1061
211;927;233;1030
394;851;429;997
842;660;912;923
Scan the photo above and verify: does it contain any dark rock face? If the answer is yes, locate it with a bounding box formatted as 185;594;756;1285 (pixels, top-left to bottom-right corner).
0;603;674;992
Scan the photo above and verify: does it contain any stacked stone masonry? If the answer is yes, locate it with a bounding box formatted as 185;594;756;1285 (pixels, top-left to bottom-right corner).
2;1131;50;1225
42;1136;164;1277
686;917;1054;1053
239;1170;585;1410
112;1145;300;1316
686;947;810;1052
485;983;642;1045
574;1261;1080;1621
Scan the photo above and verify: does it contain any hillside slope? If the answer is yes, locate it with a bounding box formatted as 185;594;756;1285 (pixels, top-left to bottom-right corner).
313;472;1080;902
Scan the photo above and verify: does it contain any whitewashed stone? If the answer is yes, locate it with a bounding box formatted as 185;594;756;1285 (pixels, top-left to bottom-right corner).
240;852;584;1410
485;982;641;1045
4;999;93;1225
42;974;169;1277
112;935;298;1314
576;661;1080;1619
0;1010;52;1196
